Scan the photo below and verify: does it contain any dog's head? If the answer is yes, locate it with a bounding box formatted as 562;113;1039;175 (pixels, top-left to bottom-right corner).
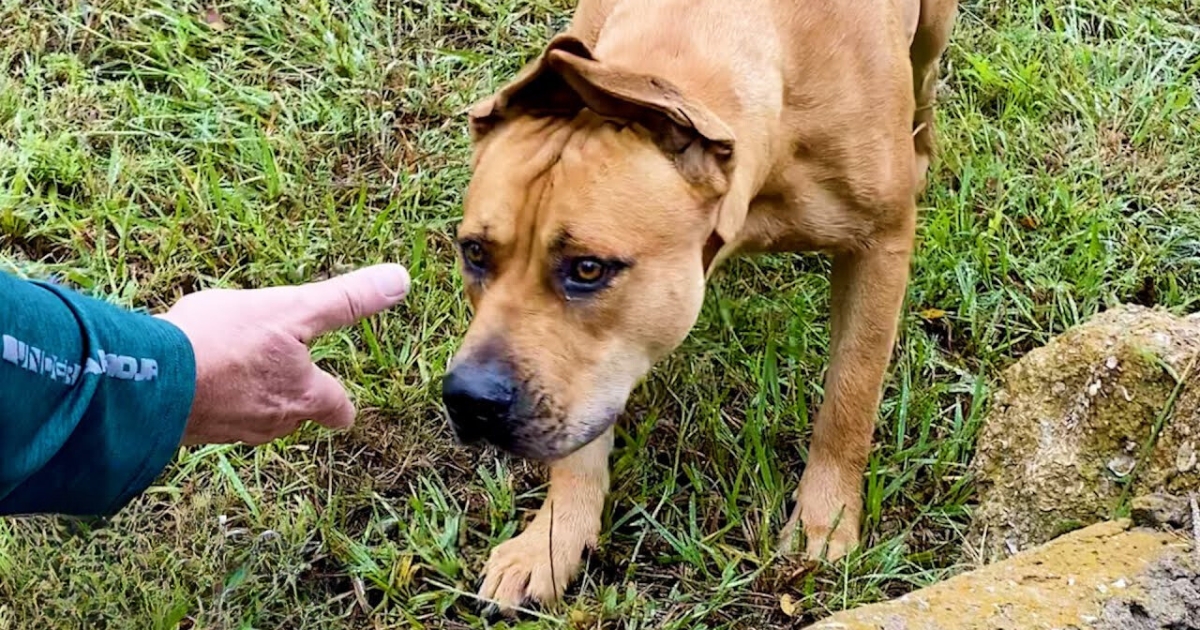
442;36;748;461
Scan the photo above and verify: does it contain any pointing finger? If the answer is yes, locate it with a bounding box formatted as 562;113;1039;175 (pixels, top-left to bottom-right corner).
287;264;411;341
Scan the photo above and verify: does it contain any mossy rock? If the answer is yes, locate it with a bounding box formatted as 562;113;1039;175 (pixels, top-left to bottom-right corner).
968;304;1200;562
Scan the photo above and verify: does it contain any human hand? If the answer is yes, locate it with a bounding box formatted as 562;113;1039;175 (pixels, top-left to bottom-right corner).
159;264;411;446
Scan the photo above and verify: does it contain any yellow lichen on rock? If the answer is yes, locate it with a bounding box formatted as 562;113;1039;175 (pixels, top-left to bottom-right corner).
807;520;1189;630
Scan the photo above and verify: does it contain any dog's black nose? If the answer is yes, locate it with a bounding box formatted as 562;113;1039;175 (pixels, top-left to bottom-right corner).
441;360;518;445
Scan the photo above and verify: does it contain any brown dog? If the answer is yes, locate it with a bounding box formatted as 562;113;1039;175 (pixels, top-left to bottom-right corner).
441;0;959;612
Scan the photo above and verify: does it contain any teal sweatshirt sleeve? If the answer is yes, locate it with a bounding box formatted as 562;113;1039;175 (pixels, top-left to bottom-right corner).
0;272;195;516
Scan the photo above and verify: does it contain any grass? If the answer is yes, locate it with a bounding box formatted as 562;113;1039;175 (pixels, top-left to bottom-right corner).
0;0;1197;627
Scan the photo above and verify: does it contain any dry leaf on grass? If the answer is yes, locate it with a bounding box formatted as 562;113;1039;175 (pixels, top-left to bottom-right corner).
780;593;799;617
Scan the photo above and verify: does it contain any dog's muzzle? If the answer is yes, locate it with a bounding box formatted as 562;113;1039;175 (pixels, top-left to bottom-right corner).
441;359;519;448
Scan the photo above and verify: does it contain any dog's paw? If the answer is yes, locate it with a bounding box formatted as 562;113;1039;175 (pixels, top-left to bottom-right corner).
778;477;861;562
779;503;856;561
478;520;594;613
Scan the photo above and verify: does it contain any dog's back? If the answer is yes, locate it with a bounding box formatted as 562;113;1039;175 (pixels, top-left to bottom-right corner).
563;0;957;258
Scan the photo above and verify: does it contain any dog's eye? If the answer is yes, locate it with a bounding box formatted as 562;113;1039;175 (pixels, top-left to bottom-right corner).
461;241;487;273
571;259;605;283
562;257;623;296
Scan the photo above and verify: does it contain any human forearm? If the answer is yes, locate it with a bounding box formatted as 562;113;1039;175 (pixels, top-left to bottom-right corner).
0;273;194;516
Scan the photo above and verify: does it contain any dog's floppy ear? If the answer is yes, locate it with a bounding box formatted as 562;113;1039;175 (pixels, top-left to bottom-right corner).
543;48;734;152
468;35;751;245
544;44;737;192
467;35;594;140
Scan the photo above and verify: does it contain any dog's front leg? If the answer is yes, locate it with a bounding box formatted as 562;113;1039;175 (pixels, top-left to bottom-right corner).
781;227;913;561
479;428;613;612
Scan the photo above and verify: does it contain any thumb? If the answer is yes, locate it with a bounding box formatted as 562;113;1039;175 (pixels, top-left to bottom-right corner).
288;264;410;341
303;365;358;430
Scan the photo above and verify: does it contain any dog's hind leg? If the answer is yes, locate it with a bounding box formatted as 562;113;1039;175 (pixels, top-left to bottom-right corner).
780;225;914;561
909;0;958;192
478;428;613;612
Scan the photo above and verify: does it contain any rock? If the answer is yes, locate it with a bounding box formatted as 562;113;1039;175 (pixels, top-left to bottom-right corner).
968;305;1200;561
805;520;1192;630
1095;554;1200;630
1131;493;1195;531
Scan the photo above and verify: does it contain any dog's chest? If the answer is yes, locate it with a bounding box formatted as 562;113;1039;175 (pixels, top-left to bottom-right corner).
733;173;882;256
